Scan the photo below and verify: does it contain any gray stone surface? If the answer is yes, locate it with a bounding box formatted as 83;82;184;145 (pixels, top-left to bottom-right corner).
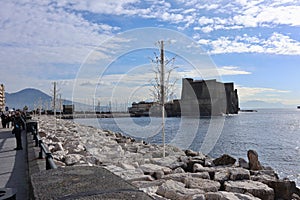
205;191;261;200
225;180;274;200
156;180;204;199
31;166;154;199
0;128;29;200
185;177;221;192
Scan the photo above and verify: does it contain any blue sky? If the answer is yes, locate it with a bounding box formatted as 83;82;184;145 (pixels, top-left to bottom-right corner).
0;0;300;107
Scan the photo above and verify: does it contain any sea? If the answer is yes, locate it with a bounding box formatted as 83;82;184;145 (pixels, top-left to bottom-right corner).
75;108;300;186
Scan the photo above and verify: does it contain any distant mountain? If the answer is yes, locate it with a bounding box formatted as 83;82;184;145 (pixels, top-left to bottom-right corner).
5;88;52;110
5;88;93;111
240;100;294;109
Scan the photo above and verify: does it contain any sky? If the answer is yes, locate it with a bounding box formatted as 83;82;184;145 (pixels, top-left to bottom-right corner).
0;0;300;108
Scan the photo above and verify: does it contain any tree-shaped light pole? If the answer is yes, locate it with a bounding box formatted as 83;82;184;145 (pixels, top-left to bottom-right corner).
160;41;166;158
150;41;177;158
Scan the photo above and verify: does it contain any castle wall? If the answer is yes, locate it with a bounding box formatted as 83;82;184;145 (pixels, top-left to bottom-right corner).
180;78;239;116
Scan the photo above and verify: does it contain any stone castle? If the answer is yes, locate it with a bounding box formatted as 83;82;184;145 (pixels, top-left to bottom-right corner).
129;78;239;117
180;78;239;116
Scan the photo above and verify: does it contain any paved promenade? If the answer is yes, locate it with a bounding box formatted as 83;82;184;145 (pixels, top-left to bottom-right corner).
0;128;29;200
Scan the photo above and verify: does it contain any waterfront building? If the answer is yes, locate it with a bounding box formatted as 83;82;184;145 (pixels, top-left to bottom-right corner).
128;78;239;117
0;84;5;111
180;78;239;116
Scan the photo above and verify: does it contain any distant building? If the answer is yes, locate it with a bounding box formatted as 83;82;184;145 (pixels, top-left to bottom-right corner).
0;84;5;111
128;78;239;117
180;78;239;116
128;101;154;117
63;104;74;114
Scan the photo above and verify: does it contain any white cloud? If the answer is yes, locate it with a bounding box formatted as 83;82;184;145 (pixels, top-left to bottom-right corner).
218;66;251;75
186;1;300;32
205;33;300;55
198;16;214;26
236;85;290;102
236;84;297;105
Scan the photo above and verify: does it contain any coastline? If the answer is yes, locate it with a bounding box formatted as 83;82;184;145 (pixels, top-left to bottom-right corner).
35;115;300;199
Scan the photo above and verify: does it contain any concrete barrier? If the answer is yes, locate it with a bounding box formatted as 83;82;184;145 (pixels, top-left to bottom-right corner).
30;166;153;199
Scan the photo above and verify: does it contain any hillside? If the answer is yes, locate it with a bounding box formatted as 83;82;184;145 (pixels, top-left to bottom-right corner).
5;88;90;111
5;88;52;110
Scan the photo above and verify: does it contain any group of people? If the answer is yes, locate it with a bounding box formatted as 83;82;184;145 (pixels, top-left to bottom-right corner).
1;111;13;128
1;110;26;150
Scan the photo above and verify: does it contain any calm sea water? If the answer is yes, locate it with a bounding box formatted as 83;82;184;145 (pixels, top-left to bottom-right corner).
75;108;300;186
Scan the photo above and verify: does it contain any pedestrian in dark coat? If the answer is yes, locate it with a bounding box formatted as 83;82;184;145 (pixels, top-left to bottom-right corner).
1;112;6;128
12;111;24;150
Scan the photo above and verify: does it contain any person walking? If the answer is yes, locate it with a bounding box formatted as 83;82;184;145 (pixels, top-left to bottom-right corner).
12;111;24;150
1;112;6;128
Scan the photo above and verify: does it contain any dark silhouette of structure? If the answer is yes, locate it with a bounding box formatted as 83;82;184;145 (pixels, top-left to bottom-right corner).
180;78;239;116
128;78;239;117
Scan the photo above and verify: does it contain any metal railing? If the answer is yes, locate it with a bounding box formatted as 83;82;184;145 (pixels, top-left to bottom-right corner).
28;122;57;170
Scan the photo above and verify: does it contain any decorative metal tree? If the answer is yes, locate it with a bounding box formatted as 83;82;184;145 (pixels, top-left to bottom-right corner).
150;41;178;158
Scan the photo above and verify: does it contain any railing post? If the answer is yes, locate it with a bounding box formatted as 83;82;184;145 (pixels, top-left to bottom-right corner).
32;122;58;170
34;133;39;147
32;127;35;140
46;153;51;170
39;140;43;159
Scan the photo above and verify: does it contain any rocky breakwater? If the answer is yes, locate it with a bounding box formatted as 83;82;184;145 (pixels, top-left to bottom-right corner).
37;116;300;200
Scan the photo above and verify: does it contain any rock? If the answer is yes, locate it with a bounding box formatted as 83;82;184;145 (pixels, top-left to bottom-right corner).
250;169;279;186
193;163;204;173
53;160;66;167
84;156;102;165
64;154;83;166
205;191;260;200
192;194;205;200
163;172;210;184
49;135;61;143
229;168;250;181
39;131;47;137
132;180;166;196
185;149;199;157
106;165;154;182
225;180;274;200
292;193;300;200
150;193;169;200
239;158;249;169
156;180;204;200
127;174;155;182
150;156;184;170
140;164;172;176
247;150;263;170
264;179;299;200
154;171;165;180
185;177;221;192
53;142;64;152
192;163;214;173
251;169;279;179
213;154;236;166
214;169;230;183
72;144;86;154
52;150;67;161
131;180;166;189
163;173;187;183
185;157;205;172
204;156;214;167
173;167;185;173
119;163;136;170
192;172;210;180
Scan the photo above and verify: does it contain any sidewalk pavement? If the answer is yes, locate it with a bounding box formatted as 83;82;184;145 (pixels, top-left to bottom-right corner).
0;128;29;200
